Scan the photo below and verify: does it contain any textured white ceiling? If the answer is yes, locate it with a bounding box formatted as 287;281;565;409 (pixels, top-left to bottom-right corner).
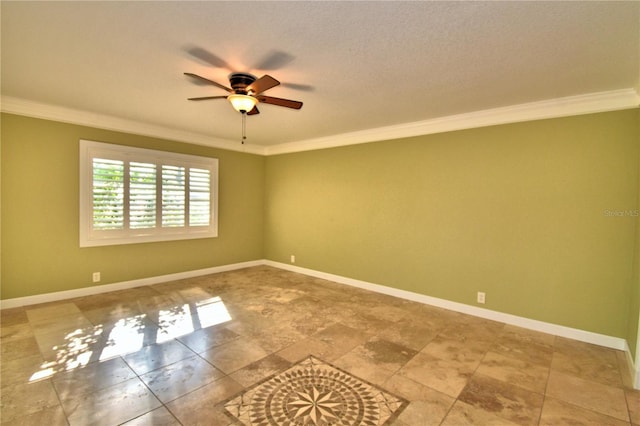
2;1;639;150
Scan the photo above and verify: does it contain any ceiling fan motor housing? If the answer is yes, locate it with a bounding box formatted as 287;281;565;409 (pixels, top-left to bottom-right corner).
229;72;257;94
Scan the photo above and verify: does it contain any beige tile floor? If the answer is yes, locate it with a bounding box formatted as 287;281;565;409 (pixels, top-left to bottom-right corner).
1;265;638;425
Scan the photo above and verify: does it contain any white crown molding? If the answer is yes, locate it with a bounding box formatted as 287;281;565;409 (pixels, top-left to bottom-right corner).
265;88;640;155
0;96;266;155
3;89;638;157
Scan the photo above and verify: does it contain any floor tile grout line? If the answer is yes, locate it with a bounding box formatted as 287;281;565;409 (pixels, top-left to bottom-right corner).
5;266;637;425
530;353;554;426
49;376;71;426
118;351;186;426
119;354;162;426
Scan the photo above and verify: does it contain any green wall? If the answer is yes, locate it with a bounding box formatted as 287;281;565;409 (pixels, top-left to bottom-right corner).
265;110;640;339
2;109;639;349
1;113;265;299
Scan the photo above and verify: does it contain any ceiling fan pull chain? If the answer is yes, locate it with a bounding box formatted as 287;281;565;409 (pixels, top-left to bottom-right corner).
241;111;247;144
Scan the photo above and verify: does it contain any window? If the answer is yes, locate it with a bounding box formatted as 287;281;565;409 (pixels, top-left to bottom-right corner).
80;140;218;247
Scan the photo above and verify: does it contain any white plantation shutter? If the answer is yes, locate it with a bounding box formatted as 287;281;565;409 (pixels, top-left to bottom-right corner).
161;165;186;227
92;159;125;230
80;140;218;247
129;162;157;229
189;168;211;227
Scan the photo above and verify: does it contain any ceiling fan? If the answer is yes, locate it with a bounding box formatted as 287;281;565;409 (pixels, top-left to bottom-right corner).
184;71;303;115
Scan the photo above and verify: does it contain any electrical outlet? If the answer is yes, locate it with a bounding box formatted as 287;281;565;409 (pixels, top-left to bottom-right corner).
477;291;486;304
92;272;101;283
290;255;296;264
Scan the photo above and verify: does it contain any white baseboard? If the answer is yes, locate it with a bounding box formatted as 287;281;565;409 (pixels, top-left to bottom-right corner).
1;258;631;353
623;341;640;390
635;352;640;390
266;261;639;388
2;258;638;389
0;260;263;309
264;261;628;351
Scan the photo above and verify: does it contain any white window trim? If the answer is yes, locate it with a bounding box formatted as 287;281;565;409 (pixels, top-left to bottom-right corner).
80;139;218;247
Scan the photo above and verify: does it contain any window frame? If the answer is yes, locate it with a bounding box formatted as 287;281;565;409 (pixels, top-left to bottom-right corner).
79;139;218;247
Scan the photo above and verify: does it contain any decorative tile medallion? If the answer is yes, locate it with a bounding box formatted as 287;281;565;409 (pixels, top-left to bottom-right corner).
224;356;408;425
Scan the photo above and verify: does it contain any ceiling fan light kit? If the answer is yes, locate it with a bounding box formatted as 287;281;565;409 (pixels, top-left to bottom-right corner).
228;94;258;113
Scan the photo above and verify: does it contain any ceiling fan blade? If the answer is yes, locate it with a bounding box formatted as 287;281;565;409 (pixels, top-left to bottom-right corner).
253;50;294;71
281;82;315;92
187;95;228;101
257;95;303;110
247;106;260;115
185;46;231;69
247;75;280;95
184;72;232;93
